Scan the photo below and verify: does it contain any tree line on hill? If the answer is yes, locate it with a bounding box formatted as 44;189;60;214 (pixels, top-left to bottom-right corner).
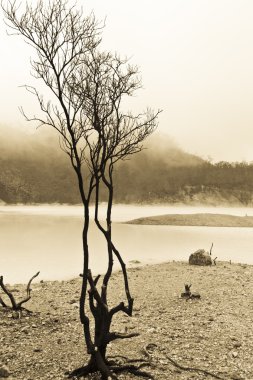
0;128;253;205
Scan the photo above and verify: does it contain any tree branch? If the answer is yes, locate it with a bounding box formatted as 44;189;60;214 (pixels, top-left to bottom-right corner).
0;295;7;308
0;276;17;309
16;271;40;309
106;332;139;343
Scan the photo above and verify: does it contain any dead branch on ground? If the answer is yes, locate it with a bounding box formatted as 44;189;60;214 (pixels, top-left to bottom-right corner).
143;344;229;380
0;271;40;314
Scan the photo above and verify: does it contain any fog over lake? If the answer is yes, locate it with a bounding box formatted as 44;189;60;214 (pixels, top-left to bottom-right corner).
1;204;253;284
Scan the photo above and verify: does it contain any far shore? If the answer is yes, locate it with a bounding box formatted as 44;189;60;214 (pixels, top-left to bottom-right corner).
126;212;253;227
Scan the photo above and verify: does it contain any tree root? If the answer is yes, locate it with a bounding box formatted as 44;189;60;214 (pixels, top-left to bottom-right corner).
68;361;118;379
143;344;229;380
111;364;153;379
68;358;153;379
107;355;149;365
165;354;228;380
68;364;92;378
0;304;34;318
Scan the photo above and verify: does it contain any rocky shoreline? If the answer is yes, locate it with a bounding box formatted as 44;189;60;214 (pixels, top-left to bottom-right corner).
0;261;252;379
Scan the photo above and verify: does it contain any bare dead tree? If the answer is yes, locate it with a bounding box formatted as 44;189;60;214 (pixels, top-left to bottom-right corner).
0;271;39;313
1;0;104;375
69;51;160;378
1;1;160;378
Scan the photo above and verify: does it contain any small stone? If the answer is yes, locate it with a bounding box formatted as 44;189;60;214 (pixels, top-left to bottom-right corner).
233;342;242;348
231;373;244;380
0;365;10;377
11;288;19;293
11;311;19;319
232;351;238;358
31;324;37;328
21;327;29;334
33;348;43;353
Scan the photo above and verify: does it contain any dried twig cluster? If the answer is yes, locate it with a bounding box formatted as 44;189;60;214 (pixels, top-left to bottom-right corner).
0;272;39;314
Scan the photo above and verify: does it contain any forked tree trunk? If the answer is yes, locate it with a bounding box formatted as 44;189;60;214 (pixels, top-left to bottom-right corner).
71;171;145;379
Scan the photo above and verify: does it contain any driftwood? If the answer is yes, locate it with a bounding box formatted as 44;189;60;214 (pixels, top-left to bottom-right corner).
181;284;201;300
210;243;218;265
165;353;229;380
143;344;228;380
0;272;40;313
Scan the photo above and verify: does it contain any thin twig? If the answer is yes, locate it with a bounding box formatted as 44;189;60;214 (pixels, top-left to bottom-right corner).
165;354;229;380
17;271;40;308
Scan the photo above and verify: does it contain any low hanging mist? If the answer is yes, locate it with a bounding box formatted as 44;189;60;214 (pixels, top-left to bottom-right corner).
1;125;253;205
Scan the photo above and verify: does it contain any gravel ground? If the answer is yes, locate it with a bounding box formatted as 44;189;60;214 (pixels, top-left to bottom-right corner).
1;261;253;380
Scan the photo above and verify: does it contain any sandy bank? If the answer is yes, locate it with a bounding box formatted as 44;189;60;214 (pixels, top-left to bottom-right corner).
0;261;252;379
127;213;253;227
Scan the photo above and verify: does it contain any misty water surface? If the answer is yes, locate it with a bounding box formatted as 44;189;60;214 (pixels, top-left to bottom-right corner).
1;204;253;283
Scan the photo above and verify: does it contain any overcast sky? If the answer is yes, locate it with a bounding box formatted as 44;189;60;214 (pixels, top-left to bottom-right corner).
1;0;253;162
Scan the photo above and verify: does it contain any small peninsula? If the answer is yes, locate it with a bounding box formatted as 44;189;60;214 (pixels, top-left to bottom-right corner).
127;213;253;227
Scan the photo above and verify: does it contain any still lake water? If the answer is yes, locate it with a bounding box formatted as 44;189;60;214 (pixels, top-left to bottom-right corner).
1;204;253;283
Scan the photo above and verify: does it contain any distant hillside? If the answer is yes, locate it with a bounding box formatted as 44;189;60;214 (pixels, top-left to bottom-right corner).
0;126;79;203
1;126;253;205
